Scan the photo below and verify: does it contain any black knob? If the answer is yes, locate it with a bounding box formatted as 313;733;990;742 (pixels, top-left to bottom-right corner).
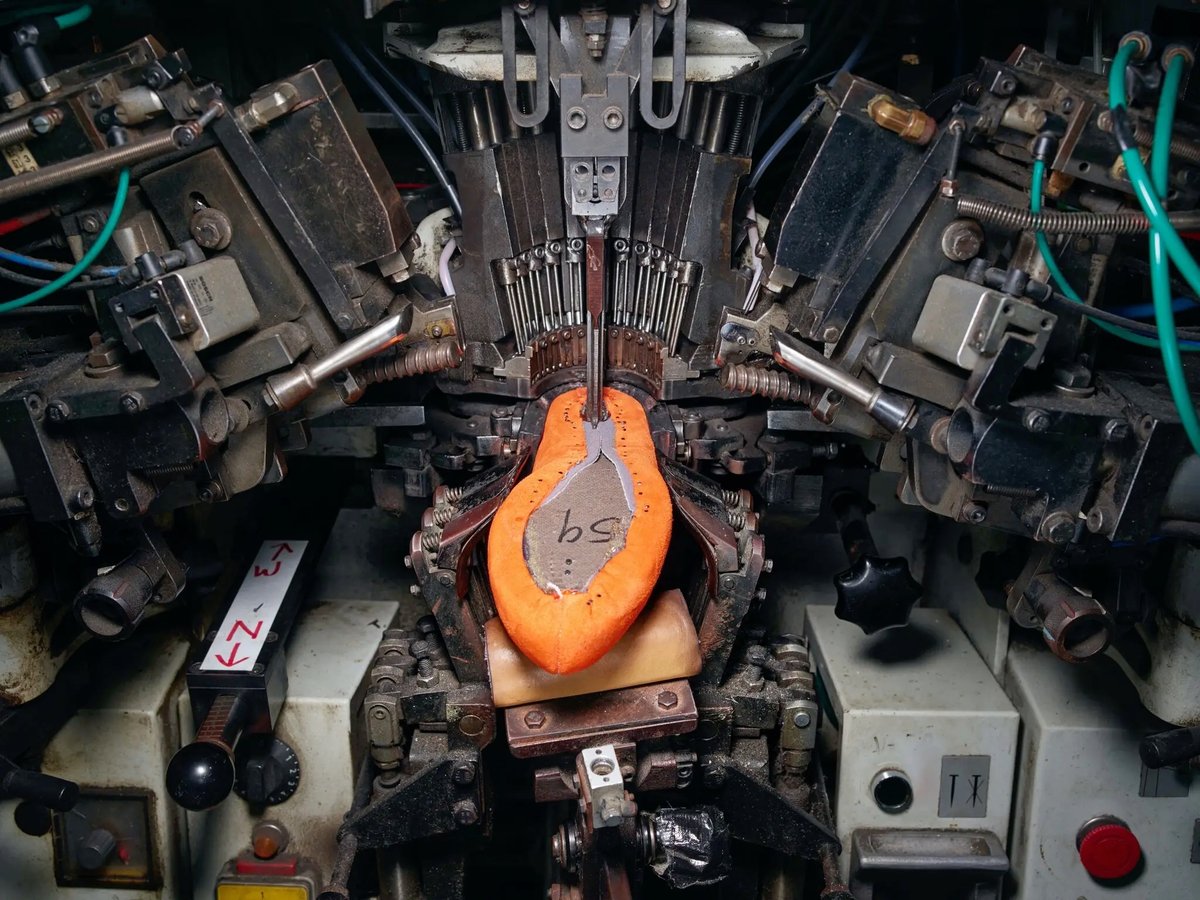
835;556;923;634
1139;724;1200;769
166;741;236;811
13;800;53;837
234;735;301;806
0;767;78;811
831;491;922;635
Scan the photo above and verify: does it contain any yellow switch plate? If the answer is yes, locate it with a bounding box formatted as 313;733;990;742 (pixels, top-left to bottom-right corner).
216;884;309;900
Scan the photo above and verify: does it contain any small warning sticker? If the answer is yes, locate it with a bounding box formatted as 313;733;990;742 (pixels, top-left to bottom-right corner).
3;142;40;175
200;541;308;673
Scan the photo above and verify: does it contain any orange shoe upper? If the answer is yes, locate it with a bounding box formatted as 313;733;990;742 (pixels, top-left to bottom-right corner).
487;387;673;674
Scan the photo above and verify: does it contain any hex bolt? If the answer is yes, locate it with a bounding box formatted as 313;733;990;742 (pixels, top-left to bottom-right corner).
452;762;477;785
119;393;142;415
1044;511;1078;545
962;501;988;524
409;639;432;659
940;219;984;261
45;400;70;422
822;326;841;343
1023;408;1051;433
452;800;479;827
523;709;546;729
657;690;679;710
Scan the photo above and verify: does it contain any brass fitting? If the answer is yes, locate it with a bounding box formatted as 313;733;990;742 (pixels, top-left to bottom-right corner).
866;94;937;146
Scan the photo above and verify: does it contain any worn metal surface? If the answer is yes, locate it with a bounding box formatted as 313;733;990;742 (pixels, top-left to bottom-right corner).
505;680;698;759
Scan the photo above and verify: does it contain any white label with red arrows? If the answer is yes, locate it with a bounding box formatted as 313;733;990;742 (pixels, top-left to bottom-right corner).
200;540;308;673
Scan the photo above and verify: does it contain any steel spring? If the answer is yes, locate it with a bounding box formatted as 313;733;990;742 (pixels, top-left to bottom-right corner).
1130;121;1200;168
721;363;812;403
955;195;1200;235
421;530;442;551
726;95;749;155
722;489;741;508
359;342;463;385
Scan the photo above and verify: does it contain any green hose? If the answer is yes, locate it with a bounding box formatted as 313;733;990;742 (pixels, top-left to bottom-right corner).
0;169;128;314
53;4;92;30
1149;53;1200;454
1109;40;1200;299
1030;159;1171;350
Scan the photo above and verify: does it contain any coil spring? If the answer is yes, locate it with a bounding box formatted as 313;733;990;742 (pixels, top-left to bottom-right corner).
720;364;812;403
360;342;463;385
984;483;1042;500
955;196;1200;235
726;95;749;155
727;510;746;530
422;529;442;551
443;485;466;503
432;506;455;526
722;489;741;508
448;94;468;152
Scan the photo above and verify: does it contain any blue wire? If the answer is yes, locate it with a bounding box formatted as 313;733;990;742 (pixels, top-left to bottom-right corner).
0;246;122;277
1110;296;1197;320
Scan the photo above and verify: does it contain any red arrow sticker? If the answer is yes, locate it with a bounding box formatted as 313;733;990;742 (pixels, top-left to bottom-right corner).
200;540;308;673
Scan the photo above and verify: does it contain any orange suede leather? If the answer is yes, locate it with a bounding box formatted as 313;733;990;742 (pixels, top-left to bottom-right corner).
488;387;673;674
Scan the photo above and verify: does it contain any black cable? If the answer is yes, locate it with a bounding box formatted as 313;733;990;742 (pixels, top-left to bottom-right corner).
355;37;440;135
0;264;117;291
1045;291;1200;340
330;33;463;220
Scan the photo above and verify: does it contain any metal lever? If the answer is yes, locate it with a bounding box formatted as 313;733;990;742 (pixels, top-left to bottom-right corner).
770;328;917;432
584;226;610;424
639;0;688;129
502;3;551;128
263;311;409;412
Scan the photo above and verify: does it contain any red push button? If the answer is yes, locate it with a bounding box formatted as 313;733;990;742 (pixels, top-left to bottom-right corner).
1077;820;1142;880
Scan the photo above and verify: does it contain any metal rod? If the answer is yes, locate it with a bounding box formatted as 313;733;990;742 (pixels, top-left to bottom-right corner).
0;121;205;205
264;313;408;412
770;328;915;432
584;230;609;424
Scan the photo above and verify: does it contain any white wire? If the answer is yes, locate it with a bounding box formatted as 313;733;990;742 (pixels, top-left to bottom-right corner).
742;202;764;311
439;237;457;297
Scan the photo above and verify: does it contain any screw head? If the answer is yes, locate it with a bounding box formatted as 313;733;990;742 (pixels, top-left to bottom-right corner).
1044;511;1077;545
963;501;988;524
1023;409;1051;433
119;393;142;414
46;401;69;422
452;762;477;785
566;107;587;131
792;711;812;728
822;326;841;343
657;690;679;710
523;709;546;729
603;106;624;130
452;800;479;827
80;214;101;234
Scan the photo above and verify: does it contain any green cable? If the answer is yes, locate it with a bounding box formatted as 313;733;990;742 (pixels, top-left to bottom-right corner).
1149;53;1200;454
1030;159;1173;350
0;168;128;314
53;4;92;30
1109;40;1200;299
